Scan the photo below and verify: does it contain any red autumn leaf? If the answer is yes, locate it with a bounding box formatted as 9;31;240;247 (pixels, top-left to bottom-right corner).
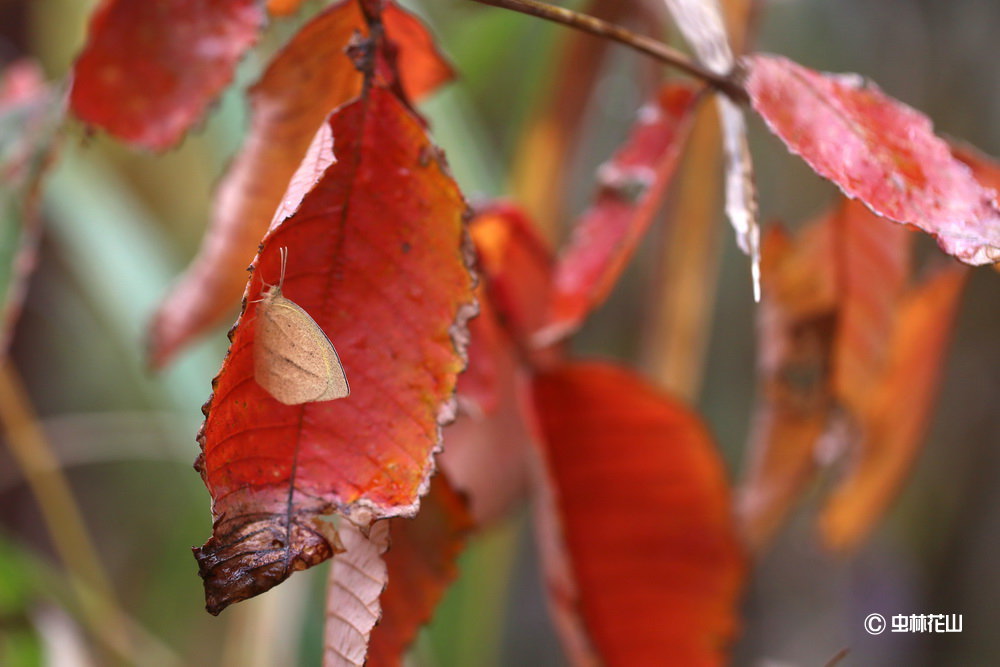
70;0;265;151
366;474;472;666
953;142;1000;199
454;283;504;415
0;61;63;354
738;222;837;552
441;205;554;524
325;521;389;667
440;374;532;527
380;3;455;101
457;204;556;412
745;54;1000;265
820;265;968;552
192;84;475;614
538;84;699;344
148;0;454;368
954;144;1000;274
441;310;532;525
470;203;554;348
529;362;744;665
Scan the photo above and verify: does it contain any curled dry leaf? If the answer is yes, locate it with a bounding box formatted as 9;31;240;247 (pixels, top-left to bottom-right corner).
70;0;265;150
529;362;745;666
366;474;473;666
717;95;761;300
0;61;63;354
148;0;454;368
539;84;700;344
821;265;968;553
325;521;390;667
662;0;735;74
193;85;474;614
663;0;761;300
745;54;1000;266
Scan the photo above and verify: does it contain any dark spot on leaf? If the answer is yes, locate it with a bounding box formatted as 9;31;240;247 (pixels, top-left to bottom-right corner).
418;145;432;167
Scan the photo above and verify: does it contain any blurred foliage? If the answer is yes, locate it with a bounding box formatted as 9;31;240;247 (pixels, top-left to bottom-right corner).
0;0;997;665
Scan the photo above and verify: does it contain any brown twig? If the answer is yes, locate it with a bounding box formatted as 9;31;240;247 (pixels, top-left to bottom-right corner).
469;0;746;100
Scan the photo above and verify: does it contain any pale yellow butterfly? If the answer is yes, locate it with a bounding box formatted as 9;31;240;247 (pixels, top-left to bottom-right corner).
253;247;350;405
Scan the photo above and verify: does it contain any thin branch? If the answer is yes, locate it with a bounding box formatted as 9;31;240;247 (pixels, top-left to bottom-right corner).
469;0;747;100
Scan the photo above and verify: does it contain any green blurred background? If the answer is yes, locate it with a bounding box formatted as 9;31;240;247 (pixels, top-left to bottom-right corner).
1;0;998;664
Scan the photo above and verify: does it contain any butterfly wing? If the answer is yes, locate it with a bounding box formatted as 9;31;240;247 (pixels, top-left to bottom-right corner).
254;293;350;405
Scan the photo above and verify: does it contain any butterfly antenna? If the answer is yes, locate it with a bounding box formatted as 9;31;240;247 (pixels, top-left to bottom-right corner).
279;246;288;290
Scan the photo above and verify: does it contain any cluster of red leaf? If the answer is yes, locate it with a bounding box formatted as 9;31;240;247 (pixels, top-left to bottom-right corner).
74;1;481;661
444;201;745;664
26;0;995;664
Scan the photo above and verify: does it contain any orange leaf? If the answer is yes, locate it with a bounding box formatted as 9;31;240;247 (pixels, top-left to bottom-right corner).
738;222;837;552
746;54;1000;265
831;199;911;417
820;265;968;552
148;0;454;368
69;0;265;150
267;0;306;16
192;84;474;614
530;362;744;665
381;3;455;102
539;85;700;344
367;474;473;665
740;196;965;554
